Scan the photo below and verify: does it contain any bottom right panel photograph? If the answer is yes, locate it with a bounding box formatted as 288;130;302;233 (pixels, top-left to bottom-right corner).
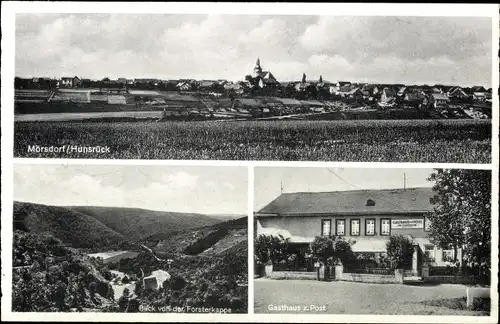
253;166;492;316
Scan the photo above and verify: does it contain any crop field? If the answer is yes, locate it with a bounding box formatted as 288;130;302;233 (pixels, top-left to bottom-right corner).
14;119;491;162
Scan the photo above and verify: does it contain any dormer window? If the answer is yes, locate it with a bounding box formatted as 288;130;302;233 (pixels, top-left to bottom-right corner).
366;199;375;206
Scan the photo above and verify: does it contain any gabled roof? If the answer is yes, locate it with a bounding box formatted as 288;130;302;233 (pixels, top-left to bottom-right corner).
404;92;426;102
347;88;362;95
199;80;217;87
431;93;449;101
256;187;435;216
471;86;486;92
448;87;468;97
382;87;396;97
361;84;377;91
339;85;352;93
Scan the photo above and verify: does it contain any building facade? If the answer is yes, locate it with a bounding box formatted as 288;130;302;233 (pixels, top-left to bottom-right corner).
255;187;458;271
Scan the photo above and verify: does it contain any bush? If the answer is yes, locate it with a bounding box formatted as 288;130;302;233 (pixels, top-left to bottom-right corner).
310;236;354;265
386;235;414;269
254;234;288;266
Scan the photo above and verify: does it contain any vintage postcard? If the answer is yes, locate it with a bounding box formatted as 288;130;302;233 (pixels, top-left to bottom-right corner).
1;1;498;323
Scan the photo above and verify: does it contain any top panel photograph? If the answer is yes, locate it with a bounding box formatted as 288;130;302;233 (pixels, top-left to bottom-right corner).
13;14;493;163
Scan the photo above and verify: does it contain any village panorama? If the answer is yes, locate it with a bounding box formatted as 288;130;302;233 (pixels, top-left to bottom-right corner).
14;58;492;163
14;58;493;120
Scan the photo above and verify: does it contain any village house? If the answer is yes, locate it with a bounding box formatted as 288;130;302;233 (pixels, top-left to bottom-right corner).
330;82;353;96
447;87;470;102
197;80;218;91
224;82;246;95
379;87;397;106
403;92;428;107
142;270;171;290
429;93;450;108
346;88;364;101
255;187;459;273
361;84;380;98
471;85;487;93
60;76;81;88
473;92;487;102
176;81;192;91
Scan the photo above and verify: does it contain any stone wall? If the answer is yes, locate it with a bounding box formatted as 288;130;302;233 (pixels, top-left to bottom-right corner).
341;272;399;284
423;275;474;285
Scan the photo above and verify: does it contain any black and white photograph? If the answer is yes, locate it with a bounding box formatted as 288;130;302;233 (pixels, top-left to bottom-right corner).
253;167;492;315
11;164;248;313
1;2;499;324
13;13;493;162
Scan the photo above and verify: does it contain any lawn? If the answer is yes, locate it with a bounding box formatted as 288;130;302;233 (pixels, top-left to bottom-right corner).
254;279;490;315
14;119;491;162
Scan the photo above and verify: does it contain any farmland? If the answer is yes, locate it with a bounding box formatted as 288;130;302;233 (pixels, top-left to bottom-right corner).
14;119;491;163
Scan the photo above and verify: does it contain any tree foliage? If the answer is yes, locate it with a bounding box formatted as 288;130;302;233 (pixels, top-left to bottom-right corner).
428;169;491;281
309;236;355;265
385;234;414;269
254;234;289;265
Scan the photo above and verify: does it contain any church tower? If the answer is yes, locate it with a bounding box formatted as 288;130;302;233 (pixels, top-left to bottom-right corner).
253;58;263;77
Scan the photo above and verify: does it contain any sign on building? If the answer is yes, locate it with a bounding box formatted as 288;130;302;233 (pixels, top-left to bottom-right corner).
391;219;424;229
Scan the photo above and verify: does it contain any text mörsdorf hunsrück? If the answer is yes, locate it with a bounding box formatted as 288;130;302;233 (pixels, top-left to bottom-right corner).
27;145;111;154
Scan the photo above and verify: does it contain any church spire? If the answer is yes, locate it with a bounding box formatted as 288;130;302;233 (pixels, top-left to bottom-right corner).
253;57;263;77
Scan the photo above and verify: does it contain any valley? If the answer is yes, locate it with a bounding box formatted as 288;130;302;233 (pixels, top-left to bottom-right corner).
12;201;248;313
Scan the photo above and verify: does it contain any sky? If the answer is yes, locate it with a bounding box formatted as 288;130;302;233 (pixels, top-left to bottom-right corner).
254;167;436;210
15;14;492;87
14;164;247;215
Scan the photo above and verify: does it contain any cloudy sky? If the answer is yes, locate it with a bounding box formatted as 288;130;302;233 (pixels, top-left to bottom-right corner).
254;167;435;210
14;164;247;215
15;14;492;86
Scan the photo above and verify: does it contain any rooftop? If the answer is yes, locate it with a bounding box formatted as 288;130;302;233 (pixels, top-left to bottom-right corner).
256;187;435;216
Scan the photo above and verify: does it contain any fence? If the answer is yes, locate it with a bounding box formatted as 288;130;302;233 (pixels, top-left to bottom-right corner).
429;266;460;276
344;267;393;275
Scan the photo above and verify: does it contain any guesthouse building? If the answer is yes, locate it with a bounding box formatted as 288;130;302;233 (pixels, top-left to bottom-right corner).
255;187;459;272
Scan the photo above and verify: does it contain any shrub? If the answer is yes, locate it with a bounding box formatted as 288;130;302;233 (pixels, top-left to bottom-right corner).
254;234;289;266
310;236;354;265
386;235;414;269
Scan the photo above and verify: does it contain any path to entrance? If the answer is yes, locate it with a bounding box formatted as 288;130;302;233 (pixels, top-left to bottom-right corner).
254;279;486;315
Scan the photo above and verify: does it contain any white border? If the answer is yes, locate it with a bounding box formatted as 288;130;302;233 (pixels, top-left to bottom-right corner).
1;2;499;323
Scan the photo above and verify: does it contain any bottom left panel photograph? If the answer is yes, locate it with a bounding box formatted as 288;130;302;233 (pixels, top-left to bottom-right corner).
11;163;248;314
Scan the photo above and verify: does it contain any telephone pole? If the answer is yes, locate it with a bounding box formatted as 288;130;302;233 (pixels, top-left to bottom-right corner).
403;173;406;191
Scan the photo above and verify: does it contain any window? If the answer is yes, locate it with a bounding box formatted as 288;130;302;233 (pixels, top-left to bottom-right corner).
336;219;345;236
321;219;331;237
365;219;376;236
350;219;360;236
366;199;375;206
380;219;391;236
424;216;431;232
424;244;435;260
442;250;455;262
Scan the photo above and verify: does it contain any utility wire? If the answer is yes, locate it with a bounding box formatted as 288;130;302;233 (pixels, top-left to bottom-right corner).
326;168;408;211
